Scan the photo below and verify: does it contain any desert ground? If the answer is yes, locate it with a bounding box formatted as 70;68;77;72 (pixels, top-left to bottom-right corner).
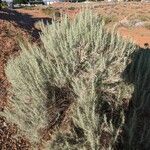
0;2;150;149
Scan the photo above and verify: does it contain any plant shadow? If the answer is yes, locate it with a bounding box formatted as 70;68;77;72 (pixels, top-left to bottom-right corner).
118;46;150;150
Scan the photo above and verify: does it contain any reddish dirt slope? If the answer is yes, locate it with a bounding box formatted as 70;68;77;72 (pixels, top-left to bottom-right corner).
0;8;50;109
0;20;31;149
0;20;28;110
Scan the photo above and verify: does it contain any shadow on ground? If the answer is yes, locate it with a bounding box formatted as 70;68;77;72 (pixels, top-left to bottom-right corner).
0;8;52;39
119;47;150;150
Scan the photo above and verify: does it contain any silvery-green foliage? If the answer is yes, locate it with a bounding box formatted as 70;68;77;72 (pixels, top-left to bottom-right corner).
1;10;136;149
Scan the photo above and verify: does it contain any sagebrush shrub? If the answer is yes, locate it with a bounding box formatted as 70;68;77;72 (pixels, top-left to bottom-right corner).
1;10;136;149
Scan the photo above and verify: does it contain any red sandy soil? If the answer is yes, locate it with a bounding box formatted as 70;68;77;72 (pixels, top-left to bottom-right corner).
119;27;150;47
0;2;150;149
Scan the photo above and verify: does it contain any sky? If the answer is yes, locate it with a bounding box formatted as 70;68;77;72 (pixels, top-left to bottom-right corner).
2;0;13;2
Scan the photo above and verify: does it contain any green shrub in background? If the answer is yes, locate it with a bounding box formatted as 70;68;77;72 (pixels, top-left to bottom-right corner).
0;0;1;9
0;1;8;9
1;10;137;149
13;0;28;4
42;7;61;18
